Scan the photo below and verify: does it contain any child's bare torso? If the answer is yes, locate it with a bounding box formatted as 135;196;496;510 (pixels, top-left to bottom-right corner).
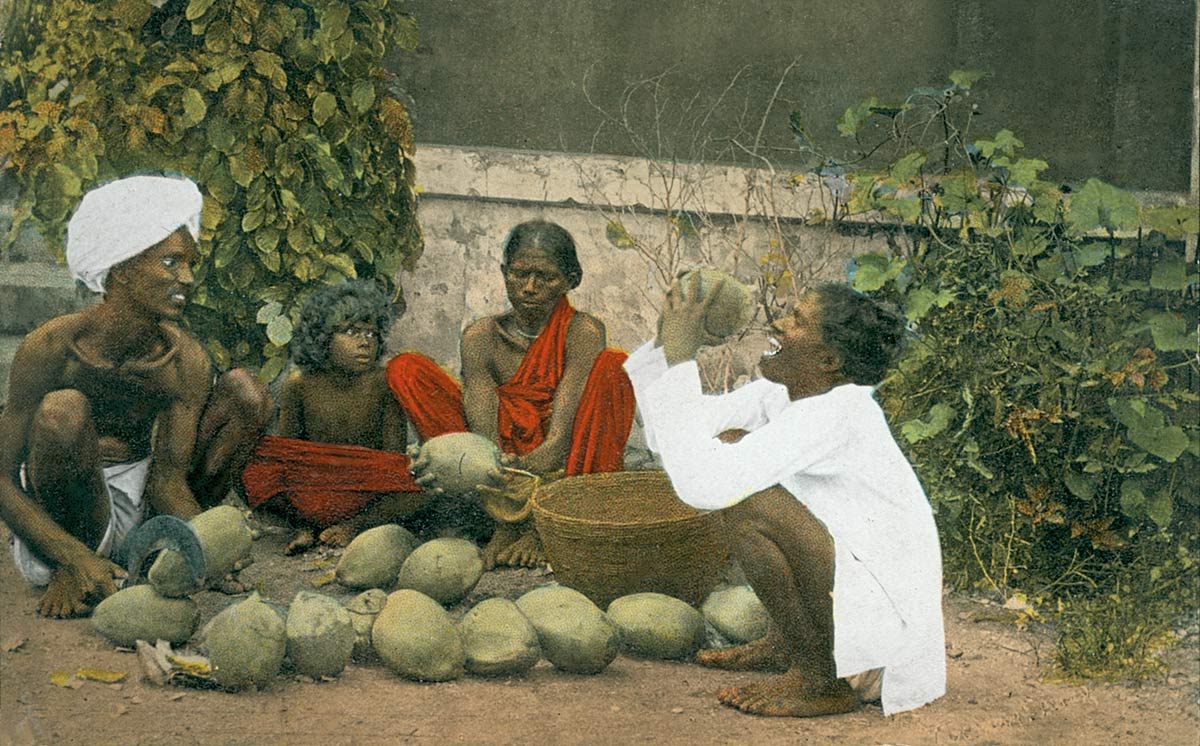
295;368;397;449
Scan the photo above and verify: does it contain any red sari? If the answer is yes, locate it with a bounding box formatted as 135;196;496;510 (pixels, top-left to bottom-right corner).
386;297;634;475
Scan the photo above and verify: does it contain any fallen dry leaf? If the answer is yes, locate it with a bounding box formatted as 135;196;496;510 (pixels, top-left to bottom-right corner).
113;703;129;717
168;692;186;701
75;668;127;684
3;636;27;653
311;569;337;587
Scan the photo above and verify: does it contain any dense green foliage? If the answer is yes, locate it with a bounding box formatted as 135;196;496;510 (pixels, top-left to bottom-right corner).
0;0;423;377
791;73;1198;678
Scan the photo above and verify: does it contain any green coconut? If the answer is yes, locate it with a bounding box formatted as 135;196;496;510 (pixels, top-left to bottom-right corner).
458;598;542;677
417;432;502;494
345;588;388;660
607;593;705;660
515;585;621;675
91;584;199;647
205;593;287;690
286;591;355;679
676;268;754;339
396;538;483;606
372;589;465;681
148;505;254;598
335;523;419;590
701;585;769;644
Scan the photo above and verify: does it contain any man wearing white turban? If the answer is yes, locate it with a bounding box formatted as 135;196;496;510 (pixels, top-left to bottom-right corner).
0;174;270;617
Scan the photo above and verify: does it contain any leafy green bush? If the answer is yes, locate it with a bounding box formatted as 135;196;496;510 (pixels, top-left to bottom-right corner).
789;73;1198;678
0;0;423;377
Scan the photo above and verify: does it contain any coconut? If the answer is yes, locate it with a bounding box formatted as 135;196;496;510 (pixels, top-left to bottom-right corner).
286;591;355;679
205;593;287;690
515;585;621;674
458;598;541;676
416;432;502;494
345;588;388;660
91;585;199;647
335;524;419;590
701;585;769;644
607;593;705;660
372;590;464;681
396;538;483;606
676;268;754;340
148;505;254;598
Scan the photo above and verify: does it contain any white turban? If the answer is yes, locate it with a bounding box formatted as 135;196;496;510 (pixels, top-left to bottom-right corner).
65;175;203;293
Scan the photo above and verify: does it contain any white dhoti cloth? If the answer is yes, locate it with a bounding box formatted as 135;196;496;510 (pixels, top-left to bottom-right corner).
10;458;151;586
625;343;946;716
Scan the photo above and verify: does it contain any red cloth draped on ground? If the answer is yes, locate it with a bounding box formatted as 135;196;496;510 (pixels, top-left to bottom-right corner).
386;297;635;475
241;435;420;527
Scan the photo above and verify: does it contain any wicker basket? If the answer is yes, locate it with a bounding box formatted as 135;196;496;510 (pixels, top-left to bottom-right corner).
531;471;730;608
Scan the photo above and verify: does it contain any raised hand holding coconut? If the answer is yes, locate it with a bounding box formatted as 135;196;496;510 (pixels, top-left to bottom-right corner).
657;270;733;365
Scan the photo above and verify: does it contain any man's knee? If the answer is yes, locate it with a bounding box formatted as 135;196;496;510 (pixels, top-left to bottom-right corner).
30;390;93;449
214;369;271;428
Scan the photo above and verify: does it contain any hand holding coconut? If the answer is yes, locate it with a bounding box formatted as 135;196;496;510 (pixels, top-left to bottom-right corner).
410;432;507;495
658;269;753;366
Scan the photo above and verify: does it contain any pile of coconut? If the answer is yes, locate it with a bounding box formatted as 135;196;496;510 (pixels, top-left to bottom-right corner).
90;509;770;690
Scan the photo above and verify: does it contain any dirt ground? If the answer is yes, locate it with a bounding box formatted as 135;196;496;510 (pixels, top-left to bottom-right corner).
1;514;1197;746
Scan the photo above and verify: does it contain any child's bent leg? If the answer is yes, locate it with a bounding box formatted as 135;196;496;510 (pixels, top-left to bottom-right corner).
711;485;858;717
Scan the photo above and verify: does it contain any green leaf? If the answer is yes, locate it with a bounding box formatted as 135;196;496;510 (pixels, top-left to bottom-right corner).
1146;488;1173;529
323;253;357;278
904;287;955;322
391;15;420;50
266;315;293;345
1063;471;1095;501
1119;479;1145;517
901;403;955;444
1007;158;1049;187
851;253;905;292
256;301;283;325
1147;312;1193;352
1071;243;1110;268
974;130;1023;159
312;91;338;126
889;151;927;182
255;227;281;254
1067;178;1140;233
186;0;218;21
351;80;376;114
837;96;879;138
1109;398;1189;462
320;3;350;39
258;353;287;383
949;69;987;89
1140;205;1200;239
1011;231;1049;260
241;209;265;232
882;196;921;222
180;88;207;128
1149;259;1195;291
605;220;636;249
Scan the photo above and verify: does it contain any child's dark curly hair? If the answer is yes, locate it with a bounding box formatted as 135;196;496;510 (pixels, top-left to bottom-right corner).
291;279;392;374
813;283;908;386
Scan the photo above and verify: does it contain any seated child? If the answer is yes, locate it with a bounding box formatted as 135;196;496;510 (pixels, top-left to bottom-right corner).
625;280;945;717
242;280;426;554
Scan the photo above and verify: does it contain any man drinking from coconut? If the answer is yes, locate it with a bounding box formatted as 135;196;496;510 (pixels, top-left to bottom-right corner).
388;220;635;569
625;277;945;717
0;175;270;617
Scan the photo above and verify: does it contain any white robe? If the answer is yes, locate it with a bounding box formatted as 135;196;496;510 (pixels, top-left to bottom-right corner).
624;343;945;716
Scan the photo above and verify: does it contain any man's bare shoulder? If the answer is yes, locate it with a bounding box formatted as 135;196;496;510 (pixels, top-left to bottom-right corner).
9;313;89;373
567;310;606;344
461;315;500;341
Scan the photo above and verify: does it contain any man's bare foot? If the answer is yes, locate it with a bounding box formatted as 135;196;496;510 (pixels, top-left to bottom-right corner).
715;671;859;718
696;629;792;672
481;523;519;570
482;522;545;569
318;520;360;548
495;529;545;567
283;528;315;555
38;557;124;618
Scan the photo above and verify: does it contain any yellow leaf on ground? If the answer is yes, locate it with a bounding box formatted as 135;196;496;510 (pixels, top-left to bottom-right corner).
75;668;127;684
312;569;337;587
50;671;73;687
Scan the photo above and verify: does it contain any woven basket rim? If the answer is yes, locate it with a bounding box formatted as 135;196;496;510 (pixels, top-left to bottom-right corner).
531;470;707;530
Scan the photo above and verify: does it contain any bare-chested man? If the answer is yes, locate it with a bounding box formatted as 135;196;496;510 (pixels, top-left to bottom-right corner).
387;220;635;568
0;175;269;617
241;279;426;554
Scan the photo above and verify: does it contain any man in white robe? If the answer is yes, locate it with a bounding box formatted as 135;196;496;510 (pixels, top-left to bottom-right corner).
624;279;945;717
